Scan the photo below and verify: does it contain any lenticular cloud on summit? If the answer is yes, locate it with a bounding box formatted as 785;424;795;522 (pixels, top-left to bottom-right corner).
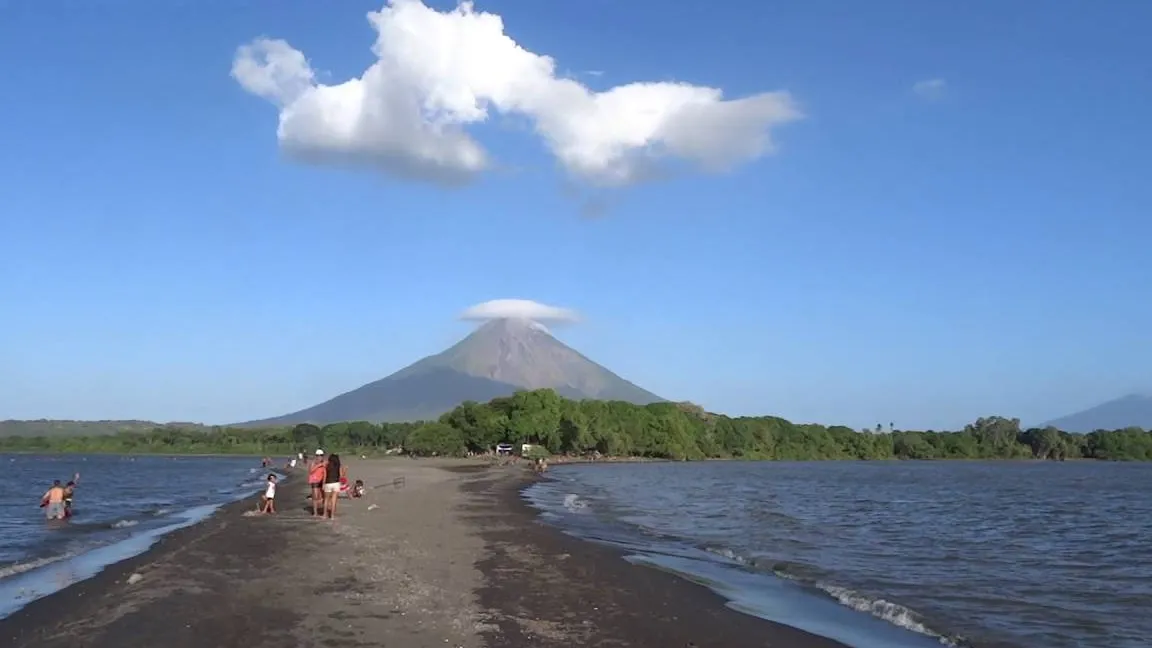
459;299;579;324
231;0;803;188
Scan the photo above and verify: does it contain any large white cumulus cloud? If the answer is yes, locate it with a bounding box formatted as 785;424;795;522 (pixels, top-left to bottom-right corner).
231;0;802;187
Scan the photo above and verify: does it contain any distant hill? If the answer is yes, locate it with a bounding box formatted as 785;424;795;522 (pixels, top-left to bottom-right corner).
239;317;664;426
1042;393;1152;433
0;420;207;438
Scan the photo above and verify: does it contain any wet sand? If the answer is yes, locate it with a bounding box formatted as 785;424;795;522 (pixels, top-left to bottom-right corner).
1;459;847;648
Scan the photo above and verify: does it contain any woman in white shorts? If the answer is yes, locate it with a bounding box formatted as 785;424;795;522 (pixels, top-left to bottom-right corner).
322;454;346;520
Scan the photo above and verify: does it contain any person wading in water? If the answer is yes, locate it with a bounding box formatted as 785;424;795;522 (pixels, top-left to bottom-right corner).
308;450;327;517
62;472;80;518
40;480;67;520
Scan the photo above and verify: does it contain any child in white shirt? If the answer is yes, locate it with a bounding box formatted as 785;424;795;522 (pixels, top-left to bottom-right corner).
260;474;277;514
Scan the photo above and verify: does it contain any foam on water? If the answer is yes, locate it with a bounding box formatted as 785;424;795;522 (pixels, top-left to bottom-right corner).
0;554;73;580
622;551;942;648
703;546;964;646
817;584;959;646
562;493;590;512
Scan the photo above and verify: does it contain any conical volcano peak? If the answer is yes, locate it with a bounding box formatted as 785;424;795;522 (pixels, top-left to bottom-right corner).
239;302;662;425
476;316;554;337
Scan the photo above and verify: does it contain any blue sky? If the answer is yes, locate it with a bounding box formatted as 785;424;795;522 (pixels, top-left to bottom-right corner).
1;0;1149;430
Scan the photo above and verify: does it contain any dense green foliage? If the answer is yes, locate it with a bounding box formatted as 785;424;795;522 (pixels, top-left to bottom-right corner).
0;419;207;438
1;390;1150;461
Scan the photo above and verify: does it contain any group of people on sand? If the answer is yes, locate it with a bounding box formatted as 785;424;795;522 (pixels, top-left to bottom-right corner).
40;473;80;520
255;449;364;519
306;449;351;519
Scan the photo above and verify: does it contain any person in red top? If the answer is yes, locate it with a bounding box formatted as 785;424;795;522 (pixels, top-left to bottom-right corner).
308;449;327;517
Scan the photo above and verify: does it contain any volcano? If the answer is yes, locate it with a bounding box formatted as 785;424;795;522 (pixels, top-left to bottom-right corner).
1041;393;1152;433
241;318;664;425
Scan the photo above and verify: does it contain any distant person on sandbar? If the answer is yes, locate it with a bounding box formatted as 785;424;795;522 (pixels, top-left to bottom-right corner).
309;450;327;517
260;474;277;514
41;480;67;520
322;454;346;520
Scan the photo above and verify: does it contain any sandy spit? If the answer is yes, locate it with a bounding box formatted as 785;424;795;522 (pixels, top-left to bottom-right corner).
2;458;846;648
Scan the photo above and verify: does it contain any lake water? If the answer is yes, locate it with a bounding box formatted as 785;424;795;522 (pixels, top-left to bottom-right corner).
525;460;1152;648
0;454;281;619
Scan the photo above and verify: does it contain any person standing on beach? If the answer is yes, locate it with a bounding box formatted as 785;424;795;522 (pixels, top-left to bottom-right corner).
308;450;327;517
322;454;346;520
260;474;277;514
41;480;67;520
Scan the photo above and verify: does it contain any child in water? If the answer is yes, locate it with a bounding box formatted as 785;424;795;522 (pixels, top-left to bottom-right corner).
352;479;365;498
63;478;78;518
260;474;277;514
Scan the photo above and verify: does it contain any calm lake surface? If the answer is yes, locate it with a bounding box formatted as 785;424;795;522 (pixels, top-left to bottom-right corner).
0;454;279;618
525;460;1152;648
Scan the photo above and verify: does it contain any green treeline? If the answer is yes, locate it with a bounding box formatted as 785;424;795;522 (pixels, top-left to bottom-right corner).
1;389;1150;461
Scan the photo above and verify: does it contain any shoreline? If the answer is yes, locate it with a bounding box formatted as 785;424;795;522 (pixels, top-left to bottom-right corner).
463;466;849;648
5;449;1102;462
1;460;848;647
1;486;272;643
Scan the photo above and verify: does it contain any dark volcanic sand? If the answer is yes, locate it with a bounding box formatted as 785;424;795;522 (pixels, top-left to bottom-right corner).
1;461;846;648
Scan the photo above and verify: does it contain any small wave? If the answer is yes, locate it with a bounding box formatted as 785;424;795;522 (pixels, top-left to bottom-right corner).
704;547;811;576
706;547;788;576
563;494;590;513
816;583;963;647
0;554;71;580
707;546;743;563
152;508;172;516
702;546;963;646
110;520;138;529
